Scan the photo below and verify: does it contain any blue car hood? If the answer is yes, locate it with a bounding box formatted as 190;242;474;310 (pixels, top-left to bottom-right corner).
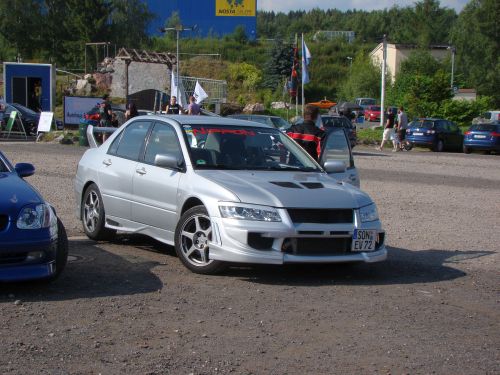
0;172;42;219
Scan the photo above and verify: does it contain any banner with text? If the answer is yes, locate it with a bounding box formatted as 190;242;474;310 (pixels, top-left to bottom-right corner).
215;0;256;16
63;96;102;125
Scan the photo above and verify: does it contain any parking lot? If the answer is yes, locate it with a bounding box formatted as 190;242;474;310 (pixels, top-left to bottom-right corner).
1;142;499;374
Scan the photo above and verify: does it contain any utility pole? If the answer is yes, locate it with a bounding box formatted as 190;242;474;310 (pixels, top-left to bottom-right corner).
448;46;456;91
380;35;387;128
160;25;196;104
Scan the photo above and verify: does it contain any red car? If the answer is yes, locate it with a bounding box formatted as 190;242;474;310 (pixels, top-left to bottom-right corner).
364;105;381;122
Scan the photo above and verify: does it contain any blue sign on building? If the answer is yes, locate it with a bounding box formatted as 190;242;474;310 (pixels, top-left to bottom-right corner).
144;0;257;39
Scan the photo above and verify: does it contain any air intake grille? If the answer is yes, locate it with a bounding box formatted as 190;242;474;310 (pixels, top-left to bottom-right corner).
0;252;28;265
287;209;353;224
282;237;351;255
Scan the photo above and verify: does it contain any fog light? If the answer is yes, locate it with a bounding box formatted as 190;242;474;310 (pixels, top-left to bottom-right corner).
26;251;44;261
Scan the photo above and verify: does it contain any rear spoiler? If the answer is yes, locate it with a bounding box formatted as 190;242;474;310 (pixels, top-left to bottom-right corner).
86;125;118;148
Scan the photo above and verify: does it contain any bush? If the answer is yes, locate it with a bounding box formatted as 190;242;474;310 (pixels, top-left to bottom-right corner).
433;96;494;126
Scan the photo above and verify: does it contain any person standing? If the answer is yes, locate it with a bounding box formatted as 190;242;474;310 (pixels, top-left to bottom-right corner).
166;96;182;114
397;106;408;150
125;102;138;121
188;96;201;115
378;108;395;151
99;94;112;127
287;105;325;161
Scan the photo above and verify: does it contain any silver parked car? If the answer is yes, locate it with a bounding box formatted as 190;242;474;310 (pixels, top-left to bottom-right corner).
75;115;386;274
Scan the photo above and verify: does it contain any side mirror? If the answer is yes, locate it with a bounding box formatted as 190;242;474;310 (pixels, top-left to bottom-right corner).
323;160;346;174
154;154;184;171
15;163;35;177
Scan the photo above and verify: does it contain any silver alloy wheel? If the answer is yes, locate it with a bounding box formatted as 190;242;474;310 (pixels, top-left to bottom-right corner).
179;213;213;267
83;190;100;233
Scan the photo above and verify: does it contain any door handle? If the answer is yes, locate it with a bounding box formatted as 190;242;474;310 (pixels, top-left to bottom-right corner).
135;167;147;175
102;159;112;166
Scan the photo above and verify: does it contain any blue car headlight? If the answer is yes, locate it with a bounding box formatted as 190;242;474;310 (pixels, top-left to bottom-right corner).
219;203;282;222
359;203;379;223
17;203;57;235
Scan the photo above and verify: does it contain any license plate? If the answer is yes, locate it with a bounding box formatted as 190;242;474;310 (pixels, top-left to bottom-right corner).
474;135;486;139
351;230;376;252
413;132;423;136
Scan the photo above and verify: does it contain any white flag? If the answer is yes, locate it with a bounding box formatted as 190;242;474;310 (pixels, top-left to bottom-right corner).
302;37;311;85
170;70;188;109
193;81;208;104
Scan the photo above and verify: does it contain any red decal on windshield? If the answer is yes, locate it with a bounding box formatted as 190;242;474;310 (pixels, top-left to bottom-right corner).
192;128;256;136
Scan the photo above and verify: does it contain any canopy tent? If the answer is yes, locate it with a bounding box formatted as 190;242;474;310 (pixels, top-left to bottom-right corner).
308;99;336;109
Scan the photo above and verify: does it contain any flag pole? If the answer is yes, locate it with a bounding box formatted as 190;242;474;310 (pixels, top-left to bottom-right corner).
295;33;298;118
301;33;305;117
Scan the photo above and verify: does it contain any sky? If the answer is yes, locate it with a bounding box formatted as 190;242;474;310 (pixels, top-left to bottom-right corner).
257;0;469;13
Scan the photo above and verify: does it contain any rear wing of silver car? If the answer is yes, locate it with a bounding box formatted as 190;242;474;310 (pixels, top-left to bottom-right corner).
86;125;117;148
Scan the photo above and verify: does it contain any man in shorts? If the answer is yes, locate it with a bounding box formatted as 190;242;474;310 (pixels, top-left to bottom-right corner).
397;106;408;150
378;108;395;151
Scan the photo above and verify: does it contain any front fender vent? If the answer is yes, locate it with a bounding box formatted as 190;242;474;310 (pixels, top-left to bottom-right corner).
301;182;324;189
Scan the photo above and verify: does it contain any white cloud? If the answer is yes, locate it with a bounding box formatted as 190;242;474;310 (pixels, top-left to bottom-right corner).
257;0;468;13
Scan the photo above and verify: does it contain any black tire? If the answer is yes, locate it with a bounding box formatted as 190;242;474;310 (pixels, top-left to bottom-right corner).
463;145;471;154
81;183;116;241
43;218;68;282
403;141;413;151
174;205;226;274
433;139;444;152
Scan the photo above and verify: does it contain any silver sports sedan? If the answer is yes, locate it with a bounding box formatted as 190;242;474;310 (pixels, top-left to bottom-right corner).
75;115;386;274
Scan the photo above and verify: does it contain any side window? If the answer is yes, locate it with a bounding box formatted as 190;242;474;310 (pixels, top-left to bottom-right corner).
114;121;152;161
144;122;182;166
448;122;459;132
435;121;446;131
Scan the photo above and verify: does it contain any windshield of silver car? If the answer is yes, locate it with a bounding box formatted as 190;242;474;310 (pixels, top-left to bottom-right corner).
183;125;321;171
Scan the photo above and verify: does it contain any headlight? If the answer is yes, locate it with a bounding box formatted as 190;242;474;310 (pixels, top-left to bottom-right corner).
17;203;57;233
359;203;379;222
219;204;282;222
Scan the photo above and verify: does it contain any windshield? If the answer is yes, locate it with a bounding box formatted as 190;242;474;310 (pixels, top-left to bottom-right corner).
183;124;321;172
12;103;38;116
270;117;291;130
368;106;381;111
470;124;498;132
409;120;434;129
322;116;350;129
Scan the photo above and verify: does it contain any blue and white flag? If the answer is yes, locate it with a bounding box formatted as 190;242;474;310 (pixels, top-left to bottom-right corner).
301;38;311;85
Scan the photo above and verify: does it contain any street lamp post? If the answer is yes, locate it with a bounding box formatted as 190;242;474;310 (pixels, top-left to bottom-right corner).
447;46;456;91
160;25;196;102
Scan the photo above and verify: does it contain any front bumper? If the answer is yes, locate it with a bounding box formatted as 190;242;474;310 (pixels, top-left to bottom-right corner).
207;209;386;265
0;237;58;282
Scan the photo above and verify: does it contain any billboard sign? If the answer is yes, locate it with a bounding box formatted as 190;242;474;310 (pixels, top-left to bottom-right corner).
215;0;256;16
64;96;101;125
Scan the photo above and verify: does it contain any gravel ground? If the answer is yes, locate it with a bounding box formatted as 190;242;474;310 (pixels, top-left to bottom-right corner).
0;142;499;375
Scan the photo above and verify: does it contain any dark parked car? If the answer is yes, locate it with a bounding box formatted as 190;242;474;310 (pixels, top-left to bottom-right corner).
463;122;500;154
405;118;463;152
0;150;68;282
320;115;357;148
4;103;64;135
227;114;291;131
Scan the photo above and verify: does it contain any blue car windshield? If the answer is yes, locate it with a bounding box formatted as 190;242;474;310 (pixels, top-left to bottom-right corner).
409;120;434;129
183;124;321;172
470;124;498;132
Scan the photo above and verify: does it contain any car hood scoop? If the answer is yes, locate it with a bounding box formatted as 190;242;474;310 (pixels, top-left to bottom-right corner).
197;170;371;209
269;181;303;189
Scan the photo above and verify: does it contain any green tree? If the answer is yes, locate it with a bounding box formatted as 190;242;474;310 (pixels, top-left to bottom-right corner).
451;0;500;105
261;39;293;90
387;51;452;117
0;0;43;60
110;0;154;49
338;51;381;101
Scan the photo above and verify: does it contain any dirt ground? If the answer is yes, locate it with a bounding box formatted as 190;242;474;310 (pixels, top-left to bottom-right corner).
0;142;499;375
